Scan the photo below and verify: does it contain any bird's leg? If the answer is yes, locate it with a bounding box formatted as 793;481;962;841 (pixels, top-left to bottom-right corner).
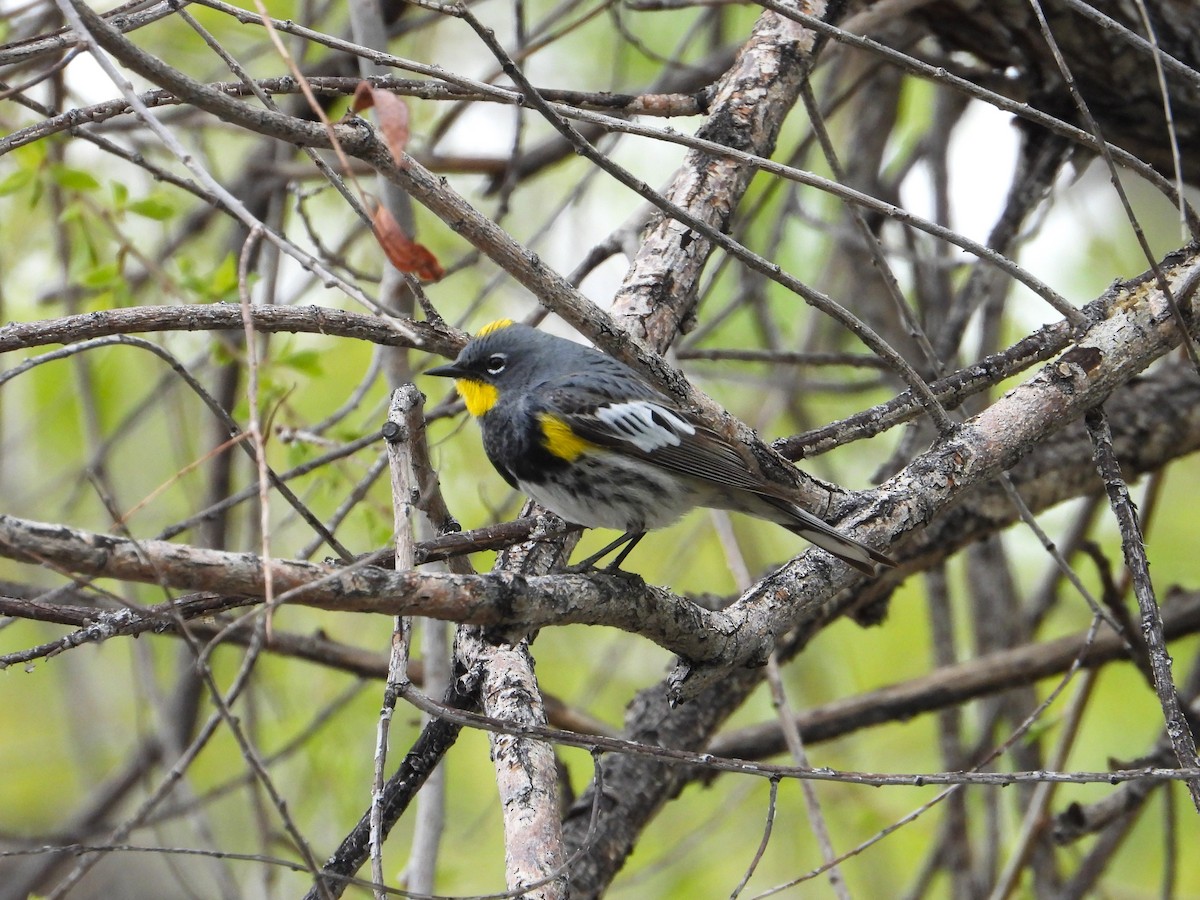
605;532;645;571
568;531;645;572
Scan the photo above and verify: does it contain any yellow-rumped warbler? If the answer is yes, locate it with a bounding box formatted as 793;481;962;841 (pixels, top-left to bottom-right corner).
427;319;895;575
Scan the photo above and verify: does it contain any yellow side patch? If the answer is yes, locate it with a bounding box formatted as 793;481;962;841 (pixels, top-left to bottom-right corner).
538;413;594;462
455;378;499;417
476;318;514;337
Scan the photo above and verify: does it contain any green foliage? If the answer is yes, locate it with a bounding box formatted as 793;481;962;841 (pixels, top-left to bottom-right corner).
178;252;241;303
275;348;324;377
125;192;180;221
49;164;101;192
0;165;35;197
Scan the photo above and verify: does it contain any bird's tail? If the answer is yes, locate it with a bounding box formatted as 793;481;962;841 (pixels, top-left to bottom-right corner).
780;506;896;576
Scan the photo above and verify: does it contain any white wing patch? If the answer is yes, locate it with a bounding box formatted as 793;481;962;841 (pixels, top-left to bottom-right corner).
594;401;695;453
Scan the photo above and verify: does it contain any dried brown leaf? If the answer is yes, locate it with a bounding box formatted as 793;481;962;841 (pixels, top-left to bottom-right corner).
371;204;445;282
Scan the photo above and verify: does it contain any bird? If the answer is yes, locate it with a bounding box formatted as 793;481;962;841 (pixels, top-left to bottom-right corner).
426;319;895;575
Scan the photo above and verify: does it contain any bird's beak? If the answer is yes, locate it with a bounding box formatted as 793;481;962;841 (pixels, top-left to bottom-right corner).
426;361;465;378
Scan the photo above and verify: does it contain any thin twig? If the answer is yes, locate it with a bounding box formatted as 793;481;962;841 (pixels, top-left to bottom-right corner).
1085;407;1200;810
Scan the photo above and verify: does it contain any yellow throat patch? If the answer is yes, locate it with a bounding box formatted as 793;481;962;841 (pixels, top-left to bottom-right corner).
538;413;594;461
455;379;499;417
453;320;514;415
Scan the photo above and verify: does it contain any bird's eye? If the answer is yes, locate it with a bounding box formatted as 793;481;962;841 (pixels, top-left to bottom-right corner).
485;353;508;375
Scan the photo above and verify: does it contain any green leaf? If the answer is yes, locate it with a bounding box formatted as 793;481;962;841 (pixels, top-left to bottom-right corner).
363;507;393;547
208;253;239;298
0;168;34;196
276;349;323;376
50;165;101;192
127;193;177;221
83;289;116;312
80;261;122;288
57;201;85;224
285;441;316;470
210;338;238;367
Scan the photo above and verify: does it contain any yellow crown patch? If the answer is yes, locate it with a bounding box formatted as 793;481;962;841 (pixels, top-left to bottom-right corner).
476;318;514;337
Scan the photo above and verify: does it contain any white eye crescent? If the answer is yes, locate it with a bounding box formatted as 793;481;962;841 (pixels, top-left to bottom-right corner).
485;353;508;375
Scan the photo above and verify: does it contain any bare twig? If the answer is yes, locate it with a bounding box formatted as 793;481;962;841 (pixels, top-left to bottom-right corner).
1085;407;1200;809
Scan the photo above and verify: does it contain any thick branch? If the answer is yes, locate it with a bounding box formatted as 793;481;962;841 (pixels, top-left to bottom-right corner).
0;515;733;661
560;249;1200;896
670;249;1200;696
611;0;825;347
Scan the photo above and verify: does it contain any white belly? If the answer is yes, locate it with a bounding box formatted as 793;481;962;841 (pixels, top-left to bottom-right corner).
518;452;694;532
